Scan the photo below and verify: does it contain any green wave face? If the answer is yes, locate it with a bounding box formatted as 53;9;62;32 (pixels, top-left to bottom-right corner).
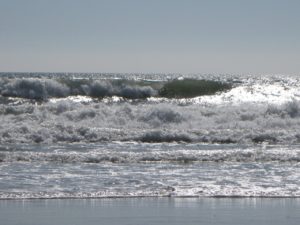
159;79;232;98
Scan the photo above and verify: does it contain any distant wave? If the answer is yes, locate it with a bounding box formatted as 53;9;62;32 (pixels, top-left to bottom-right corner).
1;74;300;105
1;79;70;100
0;78;156;100
0;77;232;100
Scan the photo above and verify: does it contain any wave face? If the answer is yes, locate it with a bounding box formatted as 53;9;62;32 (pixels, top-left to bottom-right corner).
0;72;300;199
0;75;230;100
159;79;232;98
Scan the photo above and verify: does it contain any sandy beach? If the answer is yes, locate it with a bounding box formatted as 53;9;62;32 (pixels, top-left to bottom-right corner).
1;197;299;225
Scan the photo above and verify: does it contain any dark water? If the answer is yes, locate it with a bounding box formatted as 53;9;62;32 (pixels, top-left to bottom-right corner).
0;73;300;199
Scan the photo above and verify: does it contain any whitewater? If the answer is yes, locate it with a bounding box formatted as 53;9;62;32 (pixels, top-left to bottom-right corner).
0;72;299;199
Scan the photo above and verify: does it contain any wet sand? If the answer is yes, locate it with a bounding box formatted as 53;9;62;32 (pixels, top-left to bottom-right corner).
1;197;299;225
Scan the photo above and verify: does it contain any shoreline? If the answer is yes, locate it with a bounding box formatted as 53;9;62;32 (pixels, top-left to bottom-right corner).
1;195;300;201
1;197;299;225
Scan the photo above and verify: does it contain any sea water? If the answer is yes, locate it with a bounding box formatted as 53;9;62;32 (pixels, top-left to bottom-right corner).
0;72;299;199
1;198;300;225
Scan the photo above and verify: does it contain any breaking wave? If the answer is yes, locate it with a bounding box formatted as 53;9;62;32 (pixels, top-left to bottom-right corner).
0;78;157;100
0;76;232;100
1;73;300;145
1;79;70;100
2;99;300;144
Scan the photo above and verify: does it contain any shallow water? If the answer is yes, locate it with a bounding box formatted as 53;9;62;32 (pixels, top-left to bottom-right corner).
1;198;299;225
0;142;299;198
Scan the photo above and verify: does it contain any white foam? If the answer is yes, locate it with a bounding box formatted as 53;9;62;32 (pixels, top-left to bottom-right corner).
195;84;300;105
50;96;93;103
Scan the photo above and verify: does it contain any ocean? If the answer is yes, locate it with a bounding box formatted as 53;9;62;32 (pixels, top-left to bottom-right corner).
0;72;300;199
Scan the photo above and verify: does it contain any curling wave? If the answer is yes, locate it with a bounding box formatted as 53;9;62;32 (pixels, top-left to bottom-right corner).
0;77;232;100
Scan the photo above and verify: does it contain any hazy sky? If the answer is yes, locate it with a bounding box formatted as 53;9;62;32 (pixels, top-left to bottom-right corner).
1;0;300;74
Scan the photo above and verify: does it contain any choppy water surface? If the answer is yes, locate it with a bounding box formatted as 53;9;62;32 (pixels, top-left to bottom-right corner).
0;72;300;199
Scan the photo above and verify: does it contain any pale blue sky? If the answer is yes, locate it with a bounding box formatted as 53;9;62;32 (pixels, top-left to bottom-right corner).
0;0;300;74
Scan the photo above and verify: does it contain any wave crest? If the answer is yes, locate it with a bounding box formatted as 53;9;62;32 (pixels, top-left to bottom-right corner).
1;79;70;100
0;77;233;100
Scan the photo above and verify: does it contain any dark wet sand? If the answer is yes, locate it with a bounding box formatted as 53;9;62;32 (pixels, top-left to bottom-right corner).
1;198;299;225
